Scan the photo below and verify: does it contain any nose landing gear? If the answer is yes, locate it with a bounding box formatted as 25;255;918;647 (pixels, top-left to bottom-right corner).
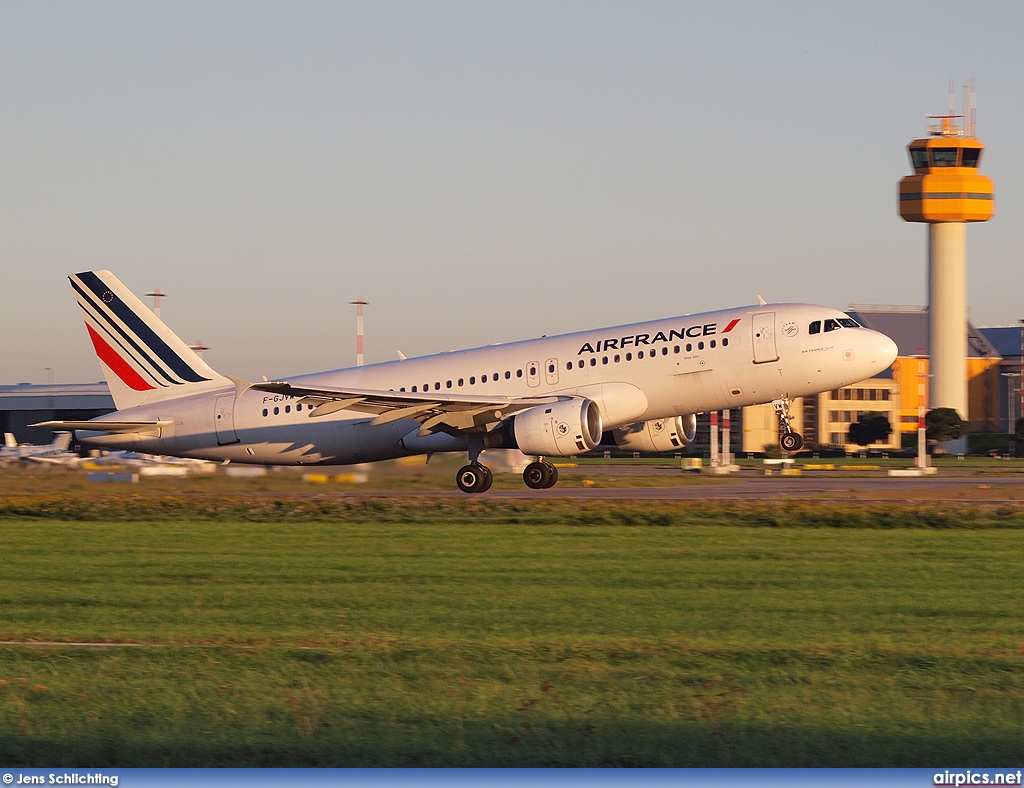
773;396;804;452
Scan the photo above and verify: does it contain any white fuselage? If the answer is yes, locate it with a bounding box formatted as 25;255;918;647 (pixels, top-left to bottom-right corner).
77;303;898;464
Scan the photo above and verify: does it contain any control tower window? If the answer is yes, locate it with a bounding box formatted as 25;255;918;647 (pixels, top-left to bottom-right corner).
910;149;929;170
961;148;981;168
824;318;840;332
809;320;821;335
932;148;958;167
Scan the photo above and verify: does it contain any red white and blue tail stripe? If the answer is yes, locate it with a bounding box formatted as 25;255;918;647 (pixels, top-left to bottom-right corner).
71;270;229;409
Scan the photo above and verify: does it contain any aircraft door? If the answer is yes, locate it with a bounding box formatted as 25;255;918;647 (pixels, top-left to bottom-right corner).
544;358;559;386
752;312;779;364
527;361;541;388
214;394;240;445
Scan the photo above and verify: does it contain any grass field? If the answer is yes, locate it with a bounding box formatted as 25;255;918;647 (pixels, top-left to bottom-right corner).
1;497;1023;766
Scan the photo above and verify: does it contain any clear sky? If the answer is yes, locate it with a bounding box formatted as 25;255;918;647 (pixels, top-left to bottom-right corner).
2;0;1021;384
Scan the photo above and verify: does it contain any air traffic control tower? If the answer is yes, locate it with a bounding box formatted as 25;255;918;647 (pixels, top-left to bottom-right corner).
899;89;994;444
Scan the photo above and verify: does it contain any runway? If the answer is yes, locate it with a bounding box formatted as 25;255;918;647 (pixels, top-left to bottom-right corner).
338;474;1024;502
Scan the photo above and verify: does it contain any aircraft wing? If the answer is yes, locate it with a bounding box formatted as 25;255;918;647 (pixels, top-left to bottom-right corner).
30;420;173;434
252;381;563;435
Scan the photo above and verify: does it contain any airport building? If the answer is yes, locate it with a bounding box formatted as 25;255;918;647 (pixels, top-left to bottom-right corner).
0;383;114;444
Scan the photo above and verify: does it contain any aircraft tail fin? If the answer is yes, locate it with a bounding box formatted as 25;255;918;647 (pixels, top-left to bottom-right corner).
70;270;231;410
50;432;72;451
4;433;17;448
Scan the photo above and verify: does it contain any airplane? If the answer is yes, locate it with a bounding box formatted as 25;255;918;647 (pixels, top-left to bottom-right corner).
35;270;898;493
0;431;74;465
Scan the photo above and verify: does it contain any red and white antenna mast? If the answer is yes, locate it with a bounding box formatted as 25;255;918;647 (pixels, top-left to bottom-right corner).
145;287;166;319
349;297;368;366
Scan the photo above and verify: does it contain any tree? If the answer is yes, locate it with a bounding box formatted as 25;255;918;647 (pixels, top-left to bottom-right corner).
926;408;967;443
847;412;893;446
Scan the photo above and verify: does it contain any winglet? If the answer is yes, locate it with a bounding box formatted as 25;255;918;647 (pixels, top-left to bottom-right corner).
757;295;767;306
397;350;407;361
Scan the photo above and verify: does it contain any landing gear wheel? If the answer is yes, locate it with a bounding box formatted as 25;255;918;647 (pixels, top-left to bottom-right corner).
780;432;803;452
523;460;558;489
456;464;492;493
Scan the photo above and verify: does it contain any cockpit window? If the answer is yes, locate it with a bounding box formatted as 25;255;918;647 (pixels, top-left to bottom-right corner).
809;320;821;335
838;318;859;328
824;318;840;332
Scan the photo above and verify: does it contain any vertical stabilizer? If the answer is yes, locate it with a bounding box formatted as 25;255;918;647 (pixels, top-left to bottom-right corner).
70;270;231;410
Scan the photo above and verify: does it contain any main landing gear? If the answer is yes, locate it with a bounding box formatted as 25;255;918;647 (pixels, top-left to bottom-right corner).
523;460;558;490
455;449;560;493
773;396;804;452
456;463;493;494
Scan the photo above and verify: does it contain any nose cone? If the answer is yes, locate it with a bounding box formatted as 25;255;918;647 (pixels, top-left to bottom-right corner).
870;331;899;371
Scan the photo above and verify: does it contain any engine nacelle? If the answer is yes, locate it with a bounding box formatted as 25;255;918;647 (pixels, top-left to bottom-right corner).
512;398;603;457
612;414;697;453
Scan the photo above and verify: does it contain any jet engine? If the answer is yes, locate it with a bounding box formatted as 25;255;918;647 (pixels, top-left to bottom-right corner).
611;414;697;453
512;398;603;456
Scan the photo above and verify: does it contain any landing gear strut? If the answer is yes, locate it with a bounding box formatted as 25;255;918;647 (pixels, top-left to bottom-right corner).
456;435;493;494
523;460;558;489
773;396;804;452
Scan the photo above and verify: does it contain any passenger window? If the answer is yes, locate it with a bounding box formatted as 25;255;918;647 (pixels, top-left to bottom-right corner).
517;369;523;377
412;386;418;392
493;373;499;381
824;319;840;332
566;362;572;371
469;377;475;385
590;358;596;366
661;347;668;355
480;375;486;383
578;360;584;368
529;367;536;376
548;364;554;373
710;340;716;348
614;354;620;363
262;408;268;417
285;405;291;413
435;382;441;390
698;342;704;350
723;338;729;347
446;380;452;388
686;343;691;352
602;357;608;365
296;403;302;411
626;352;632;361
505;371;511;379
638;351;644;359
674;346;680;354
458;379;463;386
809;321;821;334
273;407;279;415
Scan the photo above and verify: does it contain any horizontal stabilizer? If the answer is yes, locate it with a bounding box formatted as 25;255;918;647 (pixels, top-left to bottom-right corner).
31;420;173;434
